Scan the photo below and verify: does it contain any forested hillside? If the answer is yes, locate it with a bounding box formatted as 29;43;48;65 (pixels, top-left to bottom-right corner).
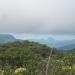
0;40;75;75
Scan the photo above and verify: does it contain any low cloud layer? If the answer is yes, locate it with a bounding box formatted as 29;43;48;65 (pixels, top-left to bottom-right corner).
0;0;75;34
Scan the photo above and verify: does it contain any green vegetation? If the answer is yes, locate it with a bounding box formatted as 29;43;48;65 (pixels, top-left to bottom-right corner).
0;40;75;75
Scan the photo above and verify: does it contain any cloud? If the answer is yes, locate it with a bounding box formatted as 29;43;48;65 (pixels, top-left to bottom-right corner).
0;0;75;34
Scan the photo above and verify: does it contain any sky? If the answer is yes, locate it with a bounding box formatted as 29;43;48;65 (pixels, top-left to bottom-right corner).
0;0;75;34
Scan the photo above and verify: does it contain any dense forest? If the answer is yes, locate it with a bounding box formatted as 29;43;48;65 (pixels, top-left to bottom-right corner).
0;40;75;75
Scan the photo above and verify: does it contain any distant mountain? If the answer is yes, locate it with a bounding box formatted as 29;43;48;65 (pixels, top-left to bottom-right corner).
29;37;75;50
0;34;75;50
0;34;17;44
59;43;75;50
29;37;56;47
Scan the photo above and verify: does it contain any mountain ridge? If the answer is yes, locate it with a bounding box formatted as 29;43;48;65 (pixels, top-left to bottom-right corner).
0;34;17;44
0;34;75;50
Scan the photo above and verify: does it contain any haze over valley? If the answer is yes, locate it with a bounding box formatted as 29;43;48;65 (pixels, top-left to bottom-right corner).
0;33;75;50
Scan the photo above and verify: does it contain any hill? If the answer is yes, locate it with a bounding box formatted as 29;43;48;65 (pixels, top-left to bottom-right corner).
0;40;58;57
0;34;17;44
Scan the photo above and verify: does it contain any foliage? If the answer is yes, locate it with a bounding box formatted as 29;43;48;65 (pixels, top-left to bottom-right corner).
0;40;75;75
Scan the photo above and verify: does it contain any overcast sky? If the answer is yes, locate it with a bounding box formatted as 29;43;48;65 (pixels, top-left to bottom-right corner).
0;0;75;34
